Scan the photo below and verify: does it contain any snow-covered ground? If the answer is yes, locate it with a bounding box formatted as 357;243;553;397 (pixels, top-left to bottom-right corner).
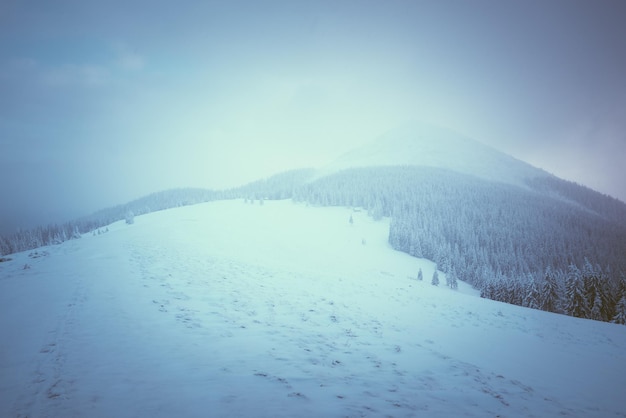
318;122;549;188
1;199;625;418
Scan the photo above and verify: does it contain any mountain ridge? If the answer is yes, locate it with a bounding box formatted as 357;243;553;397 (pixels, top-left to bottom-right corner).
317;122;553;188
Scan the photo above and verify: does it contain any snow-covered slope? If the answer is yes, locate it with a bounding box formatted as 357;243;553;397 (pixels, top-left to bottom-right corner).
1;200;625;418
319;122;551;187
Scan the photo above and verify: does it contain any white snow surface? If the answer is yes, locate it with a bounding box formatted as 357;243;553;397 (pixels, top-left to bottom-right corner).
1;199;625;418
318;122;551;187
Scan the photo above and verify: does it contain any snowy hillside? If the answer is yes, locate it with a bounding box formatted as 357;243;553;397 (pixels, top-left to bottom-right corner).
319;122;551;187
1;200;625;418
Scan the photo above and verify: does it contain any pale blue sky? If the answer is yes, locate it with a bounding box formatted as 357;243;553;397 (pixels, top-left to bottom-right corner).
1;0;625;230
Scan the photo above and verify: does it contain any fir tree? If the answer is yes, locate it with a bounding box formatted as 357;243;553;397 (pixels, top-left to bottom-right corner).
447;266;458;290
431;269;439;286
590;293;603;321
611;277;626;324
480;279;495;299
450;275;458;290
564;264;588;318
125;210;135;225
523;277;541;309
539;267;561;313
612;293;626;325
582;260;611;321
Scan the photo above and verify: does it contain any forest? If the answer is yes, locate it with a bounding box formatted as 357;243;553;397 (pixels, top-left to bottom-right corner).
252;166;626;324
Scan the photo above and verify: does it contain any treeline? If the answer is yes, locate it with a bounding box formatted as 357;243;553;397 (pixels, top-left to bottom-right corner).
224;168;316;201
87;188;219;227
0;188;218;256
0;219;98;256
247;165;626;324
481;262;626;324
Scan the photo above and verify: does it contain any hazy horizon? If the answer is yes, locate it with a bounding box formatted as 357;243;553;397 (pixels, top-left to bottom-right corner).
2;0;626;231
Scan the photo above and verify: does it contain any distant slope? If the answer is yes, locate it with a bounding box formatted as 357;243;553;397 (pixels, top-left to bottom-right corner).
227;123;626;323
294;165;626;278
526;175;626;227
318;122;552;187
0;188;219;257
226;168;316;200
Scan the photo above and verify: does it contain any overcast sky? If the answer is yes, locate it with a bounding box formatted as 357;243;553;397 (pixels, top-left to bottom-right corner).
1;0;625;231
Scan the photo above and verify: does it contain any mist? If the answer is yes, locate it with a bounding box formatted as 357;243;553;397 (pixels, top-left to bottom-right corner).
2;0;626;232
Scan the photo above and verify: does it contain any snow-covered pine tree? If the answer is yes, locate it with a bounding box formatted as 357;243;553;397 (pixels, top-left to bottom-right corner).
480;279;495;299
590;293;603;321
125;210;135;225
410;231;423;258
612;292;626;325
564;264;588;318
448;266;458;290
582;259;612;321
523;276;541;309
450;276;458;290
431;269;439;286
539;267;561;313
611;276;626;324
505;276;524;306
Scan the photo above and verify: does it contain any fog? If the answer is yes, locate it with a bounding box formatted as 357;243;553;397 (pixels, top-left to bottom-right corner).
2;0;625;232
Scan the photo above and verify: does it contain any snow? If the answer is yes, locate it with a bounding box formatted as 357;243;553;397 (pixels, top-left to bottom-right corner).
318;122;551;187
1;199;625;418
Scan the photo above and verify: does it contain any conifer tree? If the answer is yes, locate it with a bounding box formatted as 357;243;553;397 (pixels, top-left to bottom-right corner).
446;266;458;290
449;274;458;290
612;293;626;325
582;259;611;321
611;275;626;325
539;267;561;313
480;279;495;299
590;293;603;321
523;277;541;309
431;269;439;286
564;264;588;318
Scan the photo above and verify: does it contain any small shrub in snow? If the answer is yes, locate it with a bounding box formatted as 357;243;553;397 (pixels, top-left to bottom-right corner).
28;251;49;259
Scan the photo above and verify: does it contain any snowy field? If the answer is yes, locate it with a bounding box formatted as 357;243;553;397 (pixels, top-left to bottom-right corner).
1;199;625;418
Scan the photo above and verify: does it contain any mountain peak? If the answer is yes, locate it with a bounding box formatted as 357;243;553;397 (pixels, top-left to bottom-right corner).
321;122;549;186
